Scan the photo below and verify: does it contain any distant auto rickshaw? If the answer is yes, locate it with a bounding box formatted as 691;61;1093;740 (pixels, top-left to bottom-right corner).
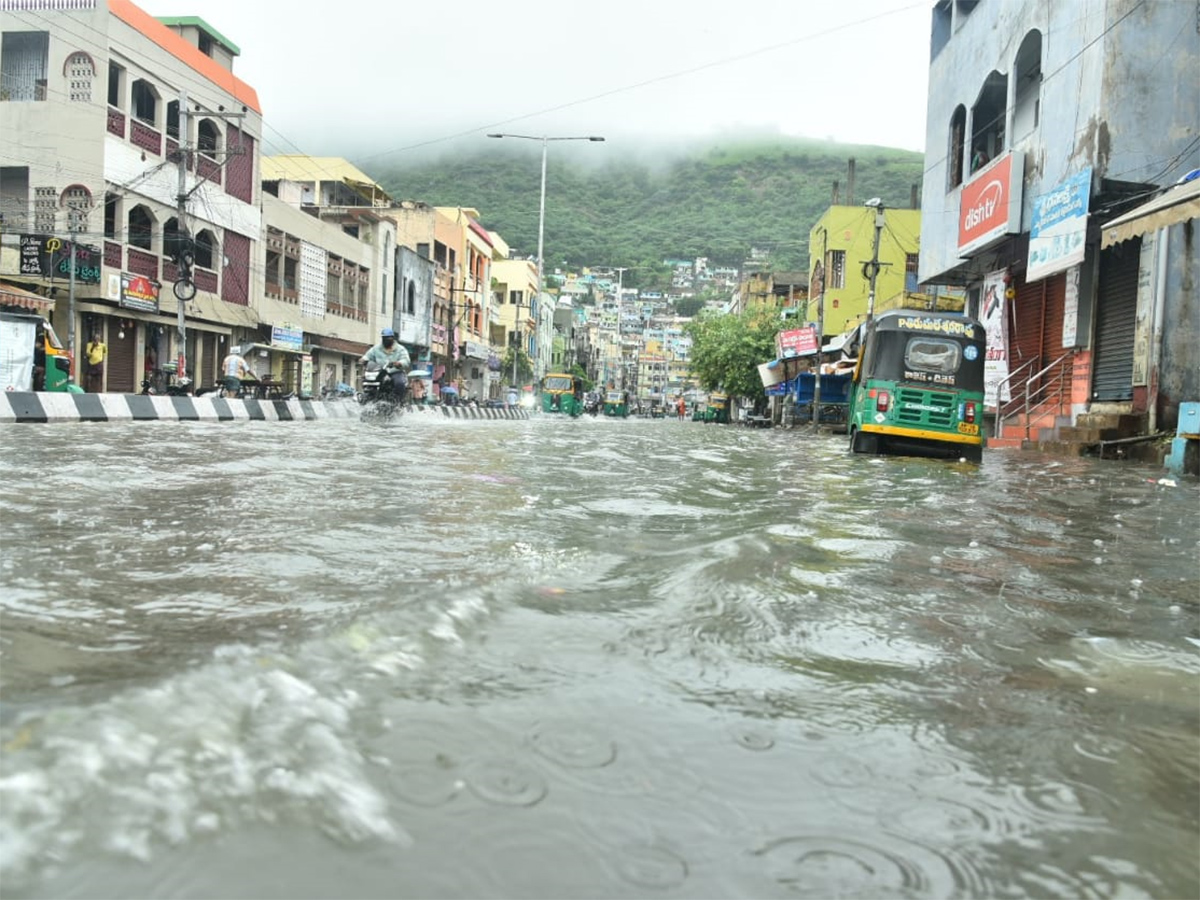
704;392;730;423
541;372;584;416
603;389;629;418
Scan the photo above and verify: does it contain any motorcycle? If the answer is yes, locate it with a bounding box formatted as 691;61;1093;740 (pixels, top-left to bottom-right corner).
359;361;408;416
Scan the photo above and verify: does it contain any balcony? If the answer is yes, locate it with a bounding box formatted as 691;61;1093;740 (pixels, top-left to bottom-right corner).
127;248;158;279
104;241;122;269
130;119;161;156
197;154;222;186
107;107;125;138
193;268;218;294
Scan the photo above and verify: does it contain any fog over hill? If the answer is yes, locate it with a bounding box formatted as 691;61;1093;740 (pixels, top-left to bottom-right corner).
358;137;925;285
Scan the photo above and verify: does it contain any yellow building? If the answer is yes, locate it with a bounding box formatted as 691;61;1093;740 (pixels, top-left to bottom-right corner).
808;205;926;338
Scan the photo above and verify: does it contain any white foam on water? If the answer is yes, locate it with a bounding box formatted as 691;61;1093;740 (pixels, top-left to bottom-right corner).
0;647;407;885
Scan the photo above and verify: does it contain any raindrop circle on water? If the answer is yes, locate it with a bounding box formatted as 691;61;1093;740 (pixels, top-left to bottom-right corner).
464;758;549;807
530;724;618;768
390;763;462;808
614;845;689;889
753;835;926;898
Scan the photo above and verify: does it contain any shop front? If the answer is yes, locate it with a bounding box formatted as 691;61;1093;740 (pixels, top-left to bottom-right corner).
304;332;371;398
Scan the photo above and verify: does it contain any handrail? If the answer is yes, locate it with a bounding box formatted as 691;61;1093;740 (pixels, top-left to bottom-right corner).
1001;352;1072;440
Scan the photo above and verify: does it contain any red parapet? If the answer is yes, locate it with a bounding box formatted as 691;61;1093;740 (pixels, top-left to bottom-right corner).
107;107;125;138
130;119;162;156
104;241;122;269
193;268;218;293
127;248;158;279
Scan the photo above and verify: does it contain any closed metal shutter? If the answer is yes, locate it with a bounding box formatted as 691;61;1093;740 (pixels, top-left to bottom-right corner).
1011;276;1046;371
106;326;137;393
201;332;218;386
1092;240;1140;401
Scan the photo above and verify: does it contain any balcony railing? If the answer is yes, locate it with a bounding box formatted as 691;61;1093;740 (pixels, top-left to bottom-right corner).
106;107;125;138
127;248;158;279
130;119;161;156
193;268;218;294
197;154;222;186
104;241;122;269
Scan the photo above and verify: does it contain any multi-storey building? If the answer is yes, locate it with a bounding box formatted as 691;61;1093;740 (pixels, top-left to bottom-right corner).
491;256;538;389
919;0;1198;437
1;0;262;391
807;206;925;340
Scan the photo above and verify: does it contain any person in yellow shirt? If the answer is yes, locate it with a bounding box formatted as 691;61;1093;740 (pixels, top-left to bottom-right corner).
85;332;107;392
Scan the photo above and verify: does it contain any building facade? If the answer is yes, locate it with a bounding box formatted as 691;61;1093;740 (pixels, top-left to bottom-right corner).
919;0;1199;434
1;0;263;392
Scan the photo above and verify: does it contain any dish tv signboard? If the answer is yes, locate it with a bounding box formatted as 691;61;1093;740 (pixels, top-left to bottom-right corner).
958;152;1024;257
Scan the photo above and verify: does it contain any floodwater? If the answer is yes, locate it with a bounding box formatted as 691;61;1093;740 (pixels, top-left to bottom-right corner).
1;414;1197;899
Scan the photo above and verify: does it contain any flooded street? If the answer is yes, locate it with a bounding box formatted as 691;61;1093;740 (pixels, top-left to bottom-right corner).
1;415;1197;899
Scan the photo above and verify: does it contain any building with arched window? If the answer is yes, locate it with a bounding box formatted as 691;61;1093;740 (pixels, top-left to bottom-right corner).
0;0;262;392
919;0;1199;451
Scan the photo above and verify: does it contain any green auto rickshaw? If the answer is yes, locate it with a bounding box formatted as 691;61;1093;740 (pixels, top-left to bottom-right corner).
541;373;584;416
704;392;730;424
603;389;629;418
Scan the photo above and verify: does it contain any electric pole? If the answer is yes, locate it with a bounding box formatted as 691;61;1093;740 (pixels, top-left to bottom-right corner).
865;200;886;323
813;226;827;431
172;90;196;380
67;222;78;379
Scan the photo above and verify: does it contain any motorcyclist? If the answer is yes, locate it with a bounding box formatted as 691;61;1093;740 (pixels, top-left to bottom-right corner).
360;327;411;401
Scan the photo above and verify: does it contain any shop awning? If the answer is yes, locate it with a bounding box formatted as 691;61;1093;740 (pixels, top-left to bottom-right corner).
244;342;307;356
1101;176;1200;248
305;334;370;356
0;281;54;313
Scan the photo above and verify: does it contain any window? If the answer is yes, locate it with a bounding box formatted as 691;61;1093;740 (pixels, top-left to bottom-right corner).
104;192;118;238
905;337;961;375
948;105;966;189
131;78;157;125
166;100;180;139
162;217;184;261
828;250;846;290
197;119;220;156
407;280;415;315
194;229;216;269
127;205;154;250
416;242;430;259
34;186;56;233
60;185;92;233
1;32;48;102
905;254;920;293
65;51;95;103
107;61;123;108
0;166;30;230
1013;30;1042;140
510;290;523;307
970;71;1007;174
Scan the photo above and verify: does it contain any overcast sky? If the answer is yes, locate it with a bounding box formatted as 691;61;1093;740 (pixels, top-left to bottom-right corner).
144;0;932;164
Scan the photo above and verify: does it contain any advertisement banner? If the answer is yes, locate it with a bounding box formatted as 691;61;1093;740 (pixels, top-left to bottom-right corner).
776;326;818;357
0;315;36;391
982;269;1010;408
119;272;160;313
19;235;102;283
271;324;304;351
958;152;1024;256
1027;167;1091;282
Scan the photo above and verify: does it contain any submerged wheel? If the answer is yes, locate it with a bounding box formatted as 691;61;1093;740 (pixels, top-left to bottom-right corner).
961;445;984;465
850;428;879;455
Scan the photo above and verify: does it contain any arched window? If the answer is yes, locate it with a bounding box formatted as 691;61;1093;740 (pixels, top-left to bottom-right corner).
970;71;1007;174
131;78;158;125
162;217;184;261
127;205;154;250
948;105;966;189
60;184;91;232
197;119;221;157
1013;30;1042;140
194;229;216;269
64;51;95;102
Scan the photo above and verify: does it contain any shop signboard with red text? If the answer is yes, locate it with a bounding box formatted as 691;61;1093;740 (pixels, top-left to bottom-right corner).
957;152;1024;257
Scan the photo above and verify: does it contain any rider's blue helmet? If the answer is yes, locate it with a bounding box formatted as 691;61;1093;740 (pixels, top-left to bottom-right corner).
381;328;396;338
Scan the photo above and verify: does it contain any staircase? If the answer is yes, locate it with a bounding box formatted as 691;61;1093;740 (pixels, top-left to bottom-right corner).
987;353;1147;456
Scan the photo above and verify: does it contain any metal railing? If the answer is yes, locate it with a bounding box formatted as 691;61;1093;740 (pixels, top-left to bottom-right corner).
995;352;1072;441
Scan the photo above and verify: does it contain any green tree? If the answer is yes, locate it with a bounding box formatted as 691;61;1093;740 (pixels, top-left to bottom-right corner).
500;347;535;384
568;363;594;392
684;309;783;404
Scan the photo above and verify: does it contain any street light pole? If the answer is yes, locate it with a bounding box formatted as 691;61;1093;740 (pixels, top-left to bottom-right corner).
487;132;605;382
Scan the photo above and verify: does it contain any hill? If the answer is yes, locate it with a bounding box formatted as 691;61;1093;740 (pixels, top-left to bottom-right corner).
361;138;924;287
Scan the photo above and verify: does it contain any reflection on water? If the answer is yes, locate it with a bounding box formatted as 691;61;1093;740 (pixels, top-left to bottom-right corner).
1;418;1197;899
